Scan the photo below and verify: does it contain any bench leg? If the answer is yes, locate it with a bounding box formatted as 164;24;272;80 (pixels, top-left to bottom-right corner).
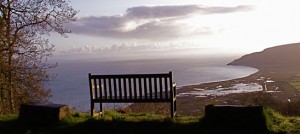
174;100;177;117
91;102;95;117
170;103;174;118
170;101;176;118
99;102;103;117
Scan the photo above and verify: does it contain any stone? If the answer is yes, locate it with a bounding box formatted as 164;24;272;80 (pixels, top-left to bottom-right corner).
19;103;71;126
204;105;267;131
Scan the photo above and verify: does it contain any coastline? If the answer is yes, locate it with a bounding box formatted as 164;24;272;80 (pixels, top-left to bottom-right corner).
177;67;261;92
128;69;263;115
177;66;260;91
174;64;259;89
129;65;300;116
175;69;263;115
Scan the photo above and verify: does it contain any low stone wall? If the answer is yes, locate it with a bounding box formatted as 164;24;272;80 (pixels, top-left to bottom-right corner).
204;105;267;131
19;103;71;126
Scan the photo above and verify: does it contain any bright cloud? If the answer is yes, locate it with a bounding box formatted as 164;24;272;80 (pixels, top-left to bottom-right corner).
68;5;252;41
50;0;300;59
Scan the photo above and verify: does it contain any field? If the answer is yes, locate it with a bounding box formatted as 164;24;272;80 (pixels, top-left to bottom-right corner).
289;81;300;91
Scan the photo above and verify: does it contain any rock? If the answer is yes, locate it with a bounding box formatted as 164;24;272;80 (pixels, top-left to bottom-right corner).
19;103;71;126
204;105;267;131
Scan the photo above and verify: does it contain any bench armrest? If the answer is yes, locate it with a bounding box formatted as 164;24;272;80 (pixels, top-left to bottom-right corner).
172;82;177;97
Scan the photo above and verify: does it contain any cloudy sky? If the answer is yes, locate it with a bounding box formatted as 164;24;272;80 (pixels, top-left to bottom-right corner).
49;0;300;60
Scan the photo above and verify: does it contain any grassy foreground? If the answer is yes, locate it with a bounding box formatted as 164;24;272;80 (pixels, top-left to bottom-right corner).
0;109;300;134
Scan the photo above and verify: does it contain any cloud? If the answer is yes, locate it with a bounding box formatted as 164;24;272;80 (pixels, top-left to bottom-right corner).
125;5;203;19
60;43;173;54
69;5;252;41
60;42;204;54
56;42;230;61
200;5;252;14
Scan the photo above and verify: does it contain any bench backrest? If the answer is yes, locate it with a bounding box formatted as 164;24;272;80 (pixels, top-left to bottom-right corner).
89;71;175;102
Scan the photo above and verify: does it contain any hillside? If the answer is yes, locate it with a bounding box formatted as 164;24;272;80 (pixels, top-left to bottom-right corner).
228;43;300;69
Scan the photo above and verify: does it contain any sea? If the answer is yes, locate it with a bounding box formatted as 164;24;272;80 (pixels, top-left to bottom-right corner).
47;56;258;111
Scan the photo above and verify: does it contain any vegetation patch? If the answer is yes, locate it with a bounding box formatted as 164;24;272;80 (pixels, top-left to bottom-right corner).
265;109;300;134
288;81;300;90
0;109;300;134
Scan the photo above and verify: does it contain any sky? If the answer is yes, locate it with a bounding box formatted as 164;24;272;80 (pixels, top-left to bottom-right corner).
49;0;300;60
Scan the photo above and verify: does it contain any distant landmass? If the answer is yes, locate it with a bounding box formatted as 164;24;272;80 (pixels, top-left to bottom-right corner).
228;43;300;69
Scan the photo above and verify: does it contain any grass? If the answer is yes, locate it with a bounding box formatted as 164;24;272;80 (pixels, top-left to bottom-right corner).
265;109;300;134
288;81;300;90
57;111;203;134
0;109;300;134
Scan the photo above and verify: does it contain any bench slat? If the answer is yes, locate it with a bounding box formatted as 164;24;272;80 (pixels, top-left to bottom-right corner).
90;73;170;79
144;78;147;99
138;78;142;99
93;78;98;99
159;77;163;99
113;78;116;100
154;77;158;99
164;77;168;99
93;98;171;103
118;78;122;99
133;78;137;99
129;78;132;99
98;79;103;99
149;77;153;99
103;78;107;99
109;78;113;100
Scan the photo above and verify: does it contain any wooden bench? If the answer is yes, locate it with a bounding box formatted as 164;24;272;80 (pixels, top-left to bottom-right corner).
88;71;177;118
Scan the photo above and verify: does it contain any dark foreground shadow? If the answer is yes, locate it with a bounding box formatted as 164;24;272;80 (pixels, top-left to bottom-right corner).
0;118;274;134
29;119;270;134
0;111;279;134
203;105;268;133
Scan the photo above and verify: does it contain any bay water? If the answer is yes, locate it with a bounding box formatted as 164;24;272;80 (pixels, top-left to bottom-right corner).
47;56;258;111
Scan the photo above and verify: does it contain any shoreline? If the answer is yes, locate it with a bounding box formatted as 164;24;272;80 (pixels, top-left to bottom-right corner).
177;68;261;93
129;66;300;115
176;66;300;115
176;65;259;89
128;69;263;115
